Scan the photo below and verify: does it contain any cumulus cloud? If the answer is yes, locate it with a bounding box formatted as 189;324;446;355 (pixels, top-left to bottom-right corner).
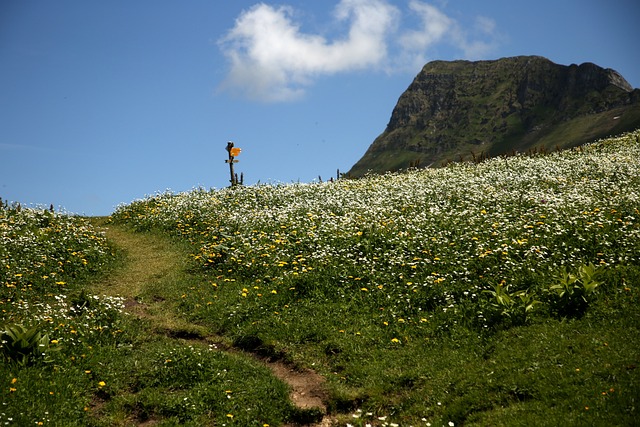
218;0;398;101
218;0;499;102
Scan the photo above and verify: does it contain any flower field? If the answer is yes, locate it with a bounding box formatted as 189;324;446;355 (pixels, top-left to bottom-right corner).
0;207;127;425
114;131;640;330
1;207;299;426
1;207;114;298
2;130;639;426
111;130;640;425
0;207;123;344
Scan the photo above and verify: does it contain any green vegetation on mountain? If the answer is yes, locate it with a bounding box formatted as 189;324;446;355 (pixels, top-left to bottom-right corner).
349;56;640;176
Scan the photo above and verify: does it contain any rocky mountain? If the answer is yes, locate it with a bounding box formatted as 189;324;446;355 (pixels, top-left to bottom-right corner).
348;56;640;176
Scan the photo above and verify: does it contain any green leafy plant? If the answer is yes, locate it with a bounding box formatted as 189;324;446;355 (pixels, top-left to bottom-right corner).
0;323;59;366
547;263;602;317
483;281;539;327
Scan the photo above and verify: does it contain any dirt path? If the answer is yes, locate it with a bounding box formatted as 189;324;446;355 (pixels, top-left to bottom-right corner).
90;219;331;426
90;219;179;309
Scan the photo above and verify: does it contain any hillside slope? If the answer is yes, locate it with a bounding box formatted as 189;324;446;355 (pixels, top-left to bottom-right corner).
112;130;640;426
349;56;640;176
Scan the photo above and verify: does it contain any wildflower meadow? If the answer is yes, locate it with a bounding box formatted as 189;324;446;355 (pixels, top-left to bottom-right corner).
114;131;640;338
1;208;298;426
112;130;640;425
0;207;125;425
1;130;639;426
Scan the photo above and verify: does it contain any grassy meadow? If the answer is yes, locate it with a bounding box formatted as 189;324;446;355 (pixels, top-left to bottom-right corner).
3;130;640;426
0;210;297;426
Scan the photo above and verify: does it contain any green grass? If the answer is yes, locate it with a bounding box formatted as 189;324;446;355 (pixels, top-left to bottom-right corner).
1;321;297;426
110;130;640;425
84;333;296;427
3;130;640;426
0;210;301;426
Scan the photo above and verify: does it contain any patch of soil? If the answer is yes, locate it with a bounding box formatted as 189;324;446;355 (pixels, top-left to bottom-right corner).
270;362;328;410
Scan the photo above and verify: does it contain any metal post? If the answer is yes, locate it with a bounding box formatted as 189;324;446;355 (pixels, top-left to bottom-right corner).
226;141;236;186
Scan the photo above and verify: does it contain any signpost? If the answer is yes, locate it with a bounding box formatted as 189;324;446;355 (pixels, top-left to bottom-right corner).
225;141;243;186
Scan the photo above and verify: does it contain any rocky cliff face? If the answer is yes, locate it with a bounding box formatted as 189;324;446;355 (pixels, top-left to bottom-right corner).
349;56;640;176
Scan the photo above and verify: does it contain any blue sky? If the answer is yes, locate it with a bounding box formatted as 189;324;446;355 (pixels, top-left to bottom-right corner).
1;0;639;216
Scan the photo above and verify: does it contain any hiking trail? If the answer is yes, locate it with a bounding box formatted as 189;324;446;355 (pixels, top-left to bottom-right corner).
90;218;331;427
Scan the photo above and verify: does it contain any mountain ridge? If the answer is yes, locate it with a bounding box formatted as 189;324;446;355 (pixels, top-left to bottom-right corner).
349;56;640;176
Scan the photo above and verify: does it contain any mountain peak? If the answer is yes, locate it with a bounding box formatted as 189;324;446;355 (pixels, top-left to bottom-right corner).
349;56;639;176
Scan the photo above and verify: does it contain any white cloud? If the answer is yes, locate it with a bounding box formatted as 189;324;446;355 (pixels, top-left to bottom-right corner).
447;15;500;60
395;1;455;70
218;1;500;102
218;0;398;102
400;1;452;51
474;16;496;35
398;2;499;67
